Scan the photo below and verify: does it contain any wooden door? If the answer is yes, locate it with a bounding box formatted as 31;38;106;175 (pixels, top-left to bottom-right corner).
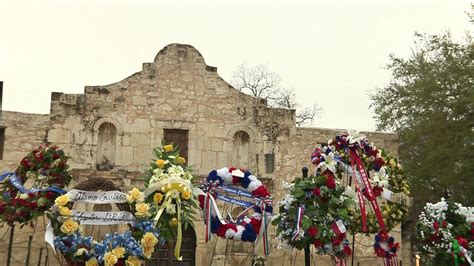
146;228;196;266
163;129;189;165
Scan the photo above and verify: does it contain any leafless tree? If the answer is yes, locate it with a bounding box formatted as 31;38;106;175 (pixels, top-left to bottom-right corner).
231;63;321;127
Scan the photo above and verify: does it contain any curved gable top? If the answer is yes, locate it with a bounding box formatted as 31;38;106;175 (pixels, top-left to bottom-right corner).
153;43;214;72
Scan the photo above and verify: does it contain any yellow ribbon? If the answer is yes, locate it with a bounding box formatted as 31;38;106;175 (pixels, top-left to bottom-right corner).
153;194;173;225
174;199;183;261
151;182;184;261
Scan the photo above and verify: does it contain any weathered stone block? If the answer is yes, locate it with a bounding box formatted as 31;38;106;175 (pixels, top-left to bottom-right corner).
47;128;70;143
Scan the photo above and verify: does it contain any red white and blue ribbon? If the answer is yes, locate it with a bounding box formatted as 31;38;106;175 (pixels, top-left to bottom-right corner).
292;207;304;241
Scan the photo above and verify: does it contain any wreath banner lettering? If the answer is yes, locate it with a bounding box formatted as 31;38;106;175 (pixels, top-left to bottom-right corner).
70;211;135;225
65;189;128;204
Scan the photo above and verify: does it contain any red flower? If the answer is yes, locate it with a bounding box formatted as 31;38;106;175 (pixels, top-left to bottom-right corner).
216;223;237;238
373;186;383;197
455;236;469;249
313;240;322;248
343;245;352;256
331;237;342;246
312;187;321;197
52;153;60;160
252;186;270;198
45;191;55;199
433;221;439;231
249;217;262;234
232;176;240;186
308;226;318;238
441;220;447;228
326;176;336;189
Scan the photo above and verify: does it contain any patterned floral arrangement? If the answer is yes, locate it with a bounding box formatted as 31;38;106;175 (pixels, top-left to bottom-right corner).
311;131;410;235
416;198;473;265
0;145;73;226
48;193;160;266
272;173;356;259
142;142;198;261
197;167;273;255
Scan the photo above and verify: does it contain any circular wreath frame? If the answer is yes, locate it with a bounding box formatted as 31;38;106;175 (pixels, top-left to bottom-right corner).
198;167;273;243
0;145;72;226
48;177;160;266
311;133;410;234
272;172;355;259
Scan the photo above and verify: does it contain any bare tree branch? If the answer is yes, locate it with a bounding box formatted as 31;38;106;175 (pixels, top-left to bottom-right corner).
231;63;322;127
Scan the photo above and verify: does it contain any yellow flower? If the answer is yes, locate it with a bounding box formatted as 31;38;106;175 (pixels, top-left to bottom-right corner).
135;202;151;218
155;159;165;169
181;190;191;200
58;206;72;216
112;246;126;258
126;187;144;203
176;156;186;165
125;256;142;266
141;232;158;248
85;257;99;266
60;218;79;235
163;144;173;152
143;246;154;259
169;217;178;227
390;159;396;168
54;195;70;207
104;252;118;266
153;192;164;203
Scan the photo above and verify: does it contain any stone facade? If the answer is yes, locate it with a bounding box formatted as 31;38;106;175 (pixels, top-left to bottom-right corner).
0;44;411;265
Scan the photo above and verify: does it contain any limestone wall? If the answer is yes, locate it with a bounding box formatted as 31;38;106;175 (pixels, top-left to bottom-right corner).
0;111;50;170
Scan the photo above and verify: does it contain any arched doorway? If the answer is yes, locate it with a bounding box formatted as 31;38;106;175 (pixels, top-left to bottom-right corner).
146;227;197;266
96;122;117;170
232;130;250;168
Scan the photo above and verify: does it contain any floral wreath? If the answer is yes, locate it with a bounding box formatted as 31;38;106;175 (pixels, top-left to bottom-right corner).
48;180;161;266
197;167;273;255
373;231;400;264
272;172;355;259
0;145;73;226
310;131;410;235
416;197;473;266
142;142;198;261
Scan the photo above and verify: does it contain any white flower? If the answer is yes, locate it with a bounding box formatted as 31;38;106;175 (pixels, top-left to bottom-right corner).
167;165;184;176
372;167;389;188
343;186;356;199
166;203;176;215
74;248;87;257
317;152;337;174
282;181;294;191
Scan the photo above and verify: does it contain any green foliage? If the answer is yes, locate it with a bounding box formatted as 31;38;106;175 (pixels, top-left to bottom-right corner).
370;32;474;209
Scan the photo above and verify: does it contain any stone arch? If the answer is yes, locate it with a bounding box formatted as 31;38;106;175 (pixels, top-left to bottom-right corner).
225;125;257;142
225;126;260;171
232;130;250;168
96;122;117;170
93;117;123;138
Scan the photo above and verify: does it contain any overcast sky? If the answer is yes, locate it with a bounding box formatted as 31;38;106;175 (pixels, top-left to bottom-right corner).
0;0;471;131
